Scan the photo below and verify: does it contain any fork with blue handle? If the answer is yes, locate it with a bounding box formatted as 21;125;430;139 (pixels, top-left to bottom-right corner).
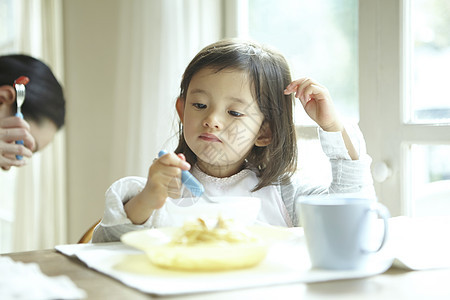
158;150;218;205
14;76;29;160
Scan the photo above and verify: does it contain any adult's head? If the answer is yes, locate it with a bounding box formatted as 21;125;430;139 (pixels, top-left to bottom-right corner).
0;54;65;151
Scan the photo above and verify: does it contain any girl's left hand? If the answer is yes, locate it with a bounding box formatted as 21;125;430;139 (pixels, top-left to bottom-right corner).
284;78;343;132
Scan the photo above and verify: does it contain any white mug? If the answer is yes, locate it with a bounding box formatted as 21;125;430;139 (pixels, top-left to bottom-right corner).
297;194;390;270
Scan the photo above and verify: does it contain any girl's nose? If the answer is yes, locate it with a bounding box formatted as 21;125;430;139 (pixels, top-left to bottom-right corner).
202;112;222;129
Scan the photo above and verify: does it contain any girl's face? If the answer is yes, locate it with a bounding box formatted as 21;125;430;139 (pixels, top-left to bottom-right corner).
177;68;271;178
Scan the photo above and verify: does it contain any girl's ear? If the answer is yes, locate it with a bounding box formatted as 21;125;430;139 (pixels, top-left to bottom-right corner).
255;121;272;147
0;85;16;105
175;97;185;124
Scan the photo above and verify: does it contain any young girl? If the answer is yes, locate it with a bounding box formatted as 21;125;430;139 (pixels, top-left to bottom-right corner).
93;39;374;242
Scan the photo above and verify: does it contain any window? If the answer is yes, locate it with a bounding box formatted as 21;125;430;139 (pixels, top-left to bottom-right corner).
231;0;450;216
409;0;450;123
406;0;450;216
411;145;450;216
246;0;359;125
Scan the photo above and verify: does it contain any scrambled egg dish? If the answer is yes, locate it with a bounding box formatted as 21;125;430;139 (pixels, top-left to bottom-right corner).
147;218;268;271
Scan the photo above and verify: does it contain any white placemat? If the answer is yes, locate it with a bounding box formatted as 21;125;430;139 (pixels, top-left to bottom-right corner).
56;228;393;296
389;216;450;270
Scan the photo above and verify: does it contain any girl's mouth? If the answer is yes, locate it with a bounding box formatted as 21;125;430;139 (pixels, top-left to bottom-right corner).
199;133;222;143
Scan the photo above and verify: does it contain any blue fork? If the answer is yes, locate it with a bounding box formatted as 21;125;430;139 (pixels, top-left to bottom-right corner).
158;150;218;204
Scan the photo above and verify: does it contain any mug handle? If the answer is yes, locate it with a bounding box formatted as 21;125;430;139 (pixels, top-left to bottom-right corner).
362;202;390;253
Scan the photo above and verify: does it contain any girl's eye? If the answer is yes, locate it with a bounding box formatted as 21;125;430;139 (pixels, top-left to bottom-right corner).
228;110;244;117
193;103;206;109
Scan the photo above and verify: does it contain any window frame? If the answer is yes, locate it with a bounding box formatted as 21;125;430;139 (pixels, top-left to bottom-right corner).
359;0;450;216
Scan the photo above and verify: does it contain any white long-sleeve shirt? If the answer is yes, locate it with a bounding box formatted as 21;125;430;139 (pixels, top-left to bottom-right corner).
93;125;374;242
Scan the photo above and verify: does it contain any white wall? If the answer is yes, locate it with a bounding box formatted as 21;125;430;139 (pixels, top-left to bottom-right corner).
63;0;122;242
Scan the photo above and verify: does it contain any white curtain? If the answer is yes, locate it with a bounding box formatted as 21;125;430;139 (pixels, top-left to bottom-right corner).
10;0;66;252
111;0;223;178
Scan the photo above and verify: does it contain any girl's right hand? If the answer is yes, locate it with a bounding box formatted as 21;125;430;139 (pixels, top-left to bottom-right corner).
124;152;191;224
0;116;35;171
144;152;191;208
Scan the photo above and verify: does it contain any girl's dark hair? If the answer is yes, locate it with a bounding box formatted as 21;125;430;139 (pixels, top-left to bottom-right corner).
175;38;297;191
0;54;65;129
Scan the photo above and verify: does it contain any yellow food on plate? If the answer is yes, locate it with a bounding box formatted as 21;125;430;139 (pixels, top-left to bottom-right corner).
170;217;258;246
145;218;268;271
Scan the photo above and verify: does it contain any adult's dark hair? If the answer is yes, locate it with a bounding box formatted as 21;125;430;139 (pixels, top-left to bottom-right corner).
175;38;298;191
0;54;65;129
